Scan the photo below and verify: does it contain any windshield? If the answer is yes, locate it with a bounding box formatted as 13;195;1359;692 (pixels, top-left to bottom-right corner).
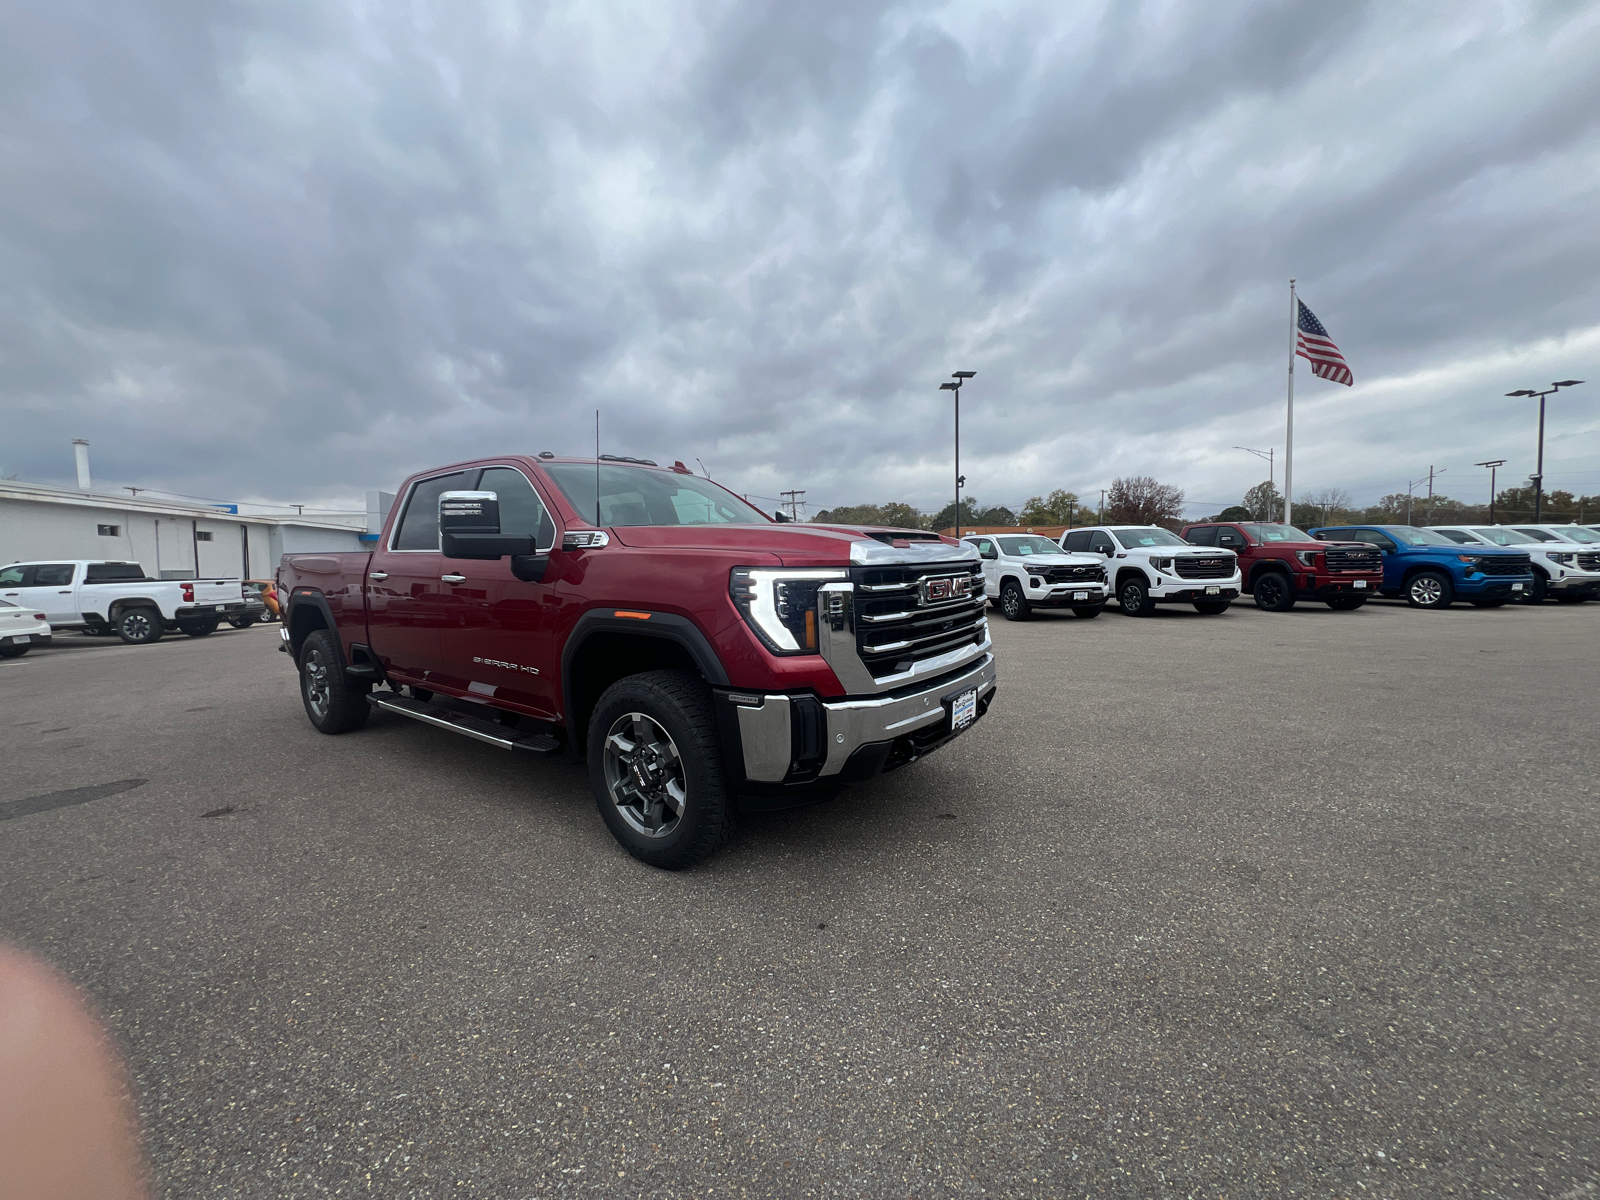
1239;523;1315;543
1536;526;1600;544
996;536;1061;556
544;463;769;527
1113;527;1186;548
1388;527;1458;546
1469;527;1529;546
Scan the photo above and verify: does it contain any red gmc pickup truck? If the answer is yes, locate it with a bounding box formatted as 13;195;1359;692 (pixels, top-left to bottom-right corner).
277;455;997;868
1178;520;1384;611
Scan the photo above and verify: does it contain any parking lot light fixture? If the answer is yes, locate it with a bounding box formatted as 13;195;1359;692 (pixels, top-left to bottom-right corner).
1505;380;1583;520
940;372;975;536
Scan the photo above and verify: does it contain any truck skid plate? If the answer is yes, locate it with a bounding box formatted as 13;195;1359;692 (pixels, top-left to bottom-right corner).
367;692;561;755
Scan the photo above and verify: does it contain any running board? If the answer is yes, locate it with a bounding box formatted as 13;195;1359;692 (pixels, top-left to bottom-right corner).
367;692;562;756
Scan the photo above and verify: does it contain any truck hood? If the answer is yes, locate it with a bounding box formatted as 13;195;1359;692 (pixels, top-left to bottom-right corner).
608;524;979;566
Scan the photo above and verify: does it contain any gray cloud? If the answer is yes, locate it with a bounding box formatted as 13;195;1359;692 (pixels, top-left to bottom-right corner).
2;0;1598;518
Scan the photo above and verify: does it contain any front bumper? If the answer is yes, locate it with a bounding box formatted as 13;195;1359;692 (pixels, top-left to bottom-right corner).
724;652;998;789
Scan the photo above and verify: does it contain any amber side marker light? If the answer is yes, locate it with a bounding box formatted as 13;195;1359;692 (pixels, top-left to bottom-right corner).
614;610;652;620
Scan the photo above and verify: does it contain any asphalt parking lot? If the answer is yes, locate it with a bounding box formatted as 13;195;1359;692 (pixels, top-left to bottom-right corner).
1;600;1596;1198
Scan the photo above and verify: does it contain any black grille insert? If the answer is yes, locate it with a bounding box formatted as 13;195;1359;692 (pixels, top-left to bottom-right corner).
852;563;987;680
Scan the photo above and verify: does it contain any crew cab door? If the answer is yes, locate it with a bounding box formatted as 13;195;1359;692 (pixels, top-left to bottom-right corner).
365;470;470;684
19;563;79;624
433;465;562;720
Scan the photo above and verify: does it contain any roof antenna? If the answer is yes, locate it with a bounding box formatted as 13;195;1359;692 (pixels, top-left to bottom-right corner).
595;409;601;527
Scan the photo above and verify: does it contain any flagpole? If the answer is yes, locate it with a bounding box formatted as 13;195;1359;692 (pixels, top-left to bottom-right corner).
1285;278;1296;527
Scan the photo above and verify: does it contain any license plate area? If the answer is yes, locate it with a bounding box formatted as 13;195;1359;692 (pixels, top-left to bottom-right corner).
948;687;978;732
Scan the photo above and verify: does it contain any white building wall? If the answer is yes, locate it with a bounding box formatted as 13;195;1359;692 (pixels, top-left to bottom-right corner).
1;494;365;579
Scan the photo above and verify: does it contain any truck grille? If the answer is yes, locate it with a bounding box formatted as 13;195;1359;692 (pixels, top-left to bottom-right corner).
1323;547;1382;572
1173;556;1234;580
1479;554;1532;576
852;563;988;680
1040;563;1106;584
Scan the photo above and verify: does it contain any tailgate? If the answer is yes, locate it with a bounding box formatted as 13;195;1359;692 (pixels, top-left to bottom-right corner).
193;580;244;604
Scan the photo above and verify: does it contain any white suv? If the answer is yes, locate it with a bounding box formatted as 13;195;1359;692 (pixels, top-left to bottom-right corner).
1430;524;1600;604
1059;525;1241;616
963;533;1110;620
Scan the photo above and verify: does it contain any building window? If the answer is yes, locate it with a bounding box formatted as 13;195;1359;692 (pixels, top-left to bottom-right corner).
195;531;214;541
97;524;121;536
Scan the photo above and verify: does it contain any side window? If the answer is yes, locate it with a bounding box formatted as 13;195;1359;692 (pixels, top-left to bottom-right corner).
1089;532;1116;555
392;472;468;551
0;565;30;586
1184;526;1217;546
32;563;76;586
479;467;555;548
1062;530;1090;552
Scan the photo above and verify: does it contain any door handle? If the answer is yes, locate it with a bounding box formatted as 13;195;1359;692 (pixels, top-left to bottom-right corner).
441;574;467;584
368;572;388;581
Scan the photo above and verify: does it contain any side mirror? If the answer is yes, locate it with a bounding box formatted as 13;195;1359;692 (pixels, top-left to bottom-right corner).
439;491;536;559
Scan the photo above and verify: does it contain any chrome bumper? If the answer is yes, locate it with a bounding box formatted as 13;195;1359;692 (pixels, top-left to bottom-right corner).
733;653;998;783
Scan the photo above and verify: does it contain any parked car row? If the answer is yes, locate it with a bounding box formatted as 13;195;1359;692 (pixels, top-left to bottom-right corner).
965;520;1598;618
0;561;279;654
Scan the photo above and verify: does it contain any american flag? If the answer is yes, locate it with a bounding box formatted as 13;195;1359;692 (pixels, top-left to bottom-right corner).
1297;299;1353;386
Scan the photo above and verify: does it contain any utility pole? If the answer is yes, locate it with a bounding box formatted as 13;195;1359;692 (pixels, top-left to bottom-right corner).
780;490;807;522
1474;460;1505;523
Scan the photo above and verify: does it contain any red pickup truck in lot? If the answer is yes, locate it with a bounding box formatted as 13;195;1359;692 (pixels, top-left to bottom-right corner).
1178;521;1385;611
277;456;997;868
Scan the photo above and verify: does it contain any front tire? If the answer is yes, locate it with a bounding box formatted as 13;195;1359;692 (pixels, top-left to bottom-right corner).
588;670;731;870
1251;571;1296;612
116;607;164;645
1118;577;1156;617
1000;581;1032;622
298;628;371;734
1405;570;1455;609
1071;604;1103;619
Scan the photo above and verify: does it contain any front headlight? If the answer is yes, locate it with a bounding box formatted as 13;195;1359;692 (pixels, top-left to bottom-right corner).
730;567;849;655
1455;555;1483;565
1294;550;1320;567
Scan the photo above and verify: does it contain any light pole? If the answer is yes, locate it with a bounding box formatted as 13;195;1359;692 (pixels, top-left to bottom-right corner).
939;371;975;536
1234;446;1275;519
1474;459;1505;523
1505;381;1583;521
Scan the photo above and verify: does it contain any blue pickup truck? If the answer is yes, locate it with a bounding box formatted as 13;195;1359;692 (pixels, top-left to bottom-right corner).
1309;524;1534;609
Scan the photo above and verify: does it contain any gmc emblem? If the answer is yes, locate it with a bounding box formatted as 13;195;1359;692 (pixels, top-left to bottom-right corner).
920;575;972;605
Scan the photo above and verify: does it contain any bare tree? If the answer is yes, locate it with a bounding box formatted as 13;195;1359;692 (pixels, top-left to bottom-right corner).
1105;476;1185;526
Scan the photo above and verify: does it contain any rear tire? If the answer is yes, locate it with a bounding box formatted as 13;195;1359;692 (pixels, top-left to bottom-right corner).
115;607;164;645
1000;581;1032;621
1405;570;1455;609
178;617;220;637
1192;601;1230;614
1118;577;1156;617
1251;571;1296;612
588;670;731;870
1071;604;1103;619
298;628;371;734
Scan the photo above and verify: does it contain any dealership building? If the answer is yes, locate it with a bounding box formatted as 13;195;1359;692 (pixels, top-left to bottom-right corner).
0;444;388;578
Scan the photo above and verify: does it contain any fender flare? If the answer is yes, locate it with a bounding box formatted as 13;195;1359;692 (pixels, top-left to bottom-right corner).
560;609;729;734
283;588;339;662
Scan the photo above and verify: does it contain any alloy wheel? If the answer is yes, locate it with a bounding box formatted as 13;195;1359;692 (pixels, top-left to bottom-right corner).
1410;576;1444;606
602;712;687;839
303;648;331;717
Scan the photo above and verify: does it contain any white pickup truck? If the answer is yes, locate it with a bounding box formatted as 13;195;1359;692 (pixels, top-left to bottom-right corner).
962;533;1110;619
1059;525;1242;616
0;560;247;644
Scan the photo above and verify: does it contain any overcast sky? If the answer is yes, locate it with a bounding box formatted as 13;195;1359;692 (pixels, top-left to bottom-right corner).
3;0;1598;519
